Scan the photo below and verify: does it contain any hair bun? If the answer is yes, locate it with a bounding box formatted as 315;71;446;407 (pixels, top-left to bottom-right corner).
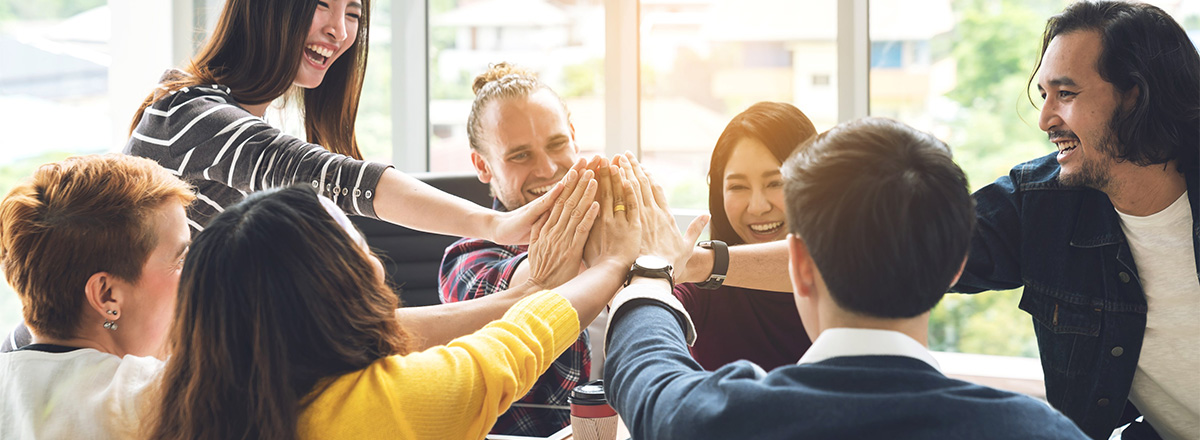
472;62;537;95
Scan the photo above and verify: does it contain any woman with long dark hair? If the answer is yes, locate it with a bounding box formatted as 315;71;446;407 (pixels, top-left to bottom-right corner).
673;102;819;371
125;0;552;245
147;169;642;439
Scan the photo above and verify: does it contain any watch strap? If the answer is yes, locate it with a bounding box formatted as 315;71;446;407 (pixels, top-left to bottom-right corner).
695;240;728;290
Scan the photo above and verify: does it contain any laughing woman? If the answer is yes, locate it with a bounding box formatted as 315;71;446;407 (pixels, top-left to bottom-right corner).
125;0;552;243
673;102;819;371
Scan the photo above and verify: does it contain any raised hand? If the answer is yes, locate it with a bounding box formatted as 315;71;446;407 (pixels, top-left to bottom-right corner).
592;160;642;269
490;159;588;245
526;167;599;291
583;155;615;267
614;152;708;274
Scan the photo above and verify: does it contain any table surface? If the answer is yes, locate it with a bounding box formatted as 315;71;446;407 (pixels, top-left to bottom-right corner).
485;416;630;440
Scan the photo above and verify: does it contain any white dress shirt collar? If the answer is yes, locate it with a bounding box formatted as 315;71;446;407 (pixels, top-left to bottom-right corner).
797;327;941;373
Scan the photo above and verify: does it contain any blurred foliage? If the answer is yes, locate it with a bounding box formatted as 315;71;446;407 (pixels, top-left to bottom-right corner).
431;56;476;101
429;0;474;101
0;0;104;22
561;58;603;98
0;151;76;199
664;178;708;212
944;0;1067;191
358;42;392;162
931;289;1039;357
1186;14;1200;30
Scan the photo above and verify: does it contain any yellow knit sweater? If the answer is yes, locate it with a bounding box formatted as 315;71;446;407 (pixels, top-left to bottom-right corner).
296;290;579;439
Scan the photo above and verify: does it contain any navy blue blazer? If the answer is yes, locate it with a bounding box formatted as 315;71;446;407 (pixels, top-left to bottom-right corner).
604;301;1089;440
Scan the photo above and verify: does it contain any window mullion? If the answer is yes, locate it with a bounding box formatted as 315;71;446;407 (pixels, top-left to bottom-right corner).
837;0;870;122
394;0;430;172
605;0;639;160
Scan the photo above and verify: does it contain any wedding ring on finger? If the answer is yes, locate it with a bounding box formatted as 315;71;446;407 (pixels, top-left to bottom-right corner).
614;204;626;212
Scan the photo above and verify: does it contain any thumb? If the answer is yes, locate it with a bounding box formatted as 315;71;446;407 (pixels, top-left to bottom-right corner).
683;214;710;245
523;181;563;219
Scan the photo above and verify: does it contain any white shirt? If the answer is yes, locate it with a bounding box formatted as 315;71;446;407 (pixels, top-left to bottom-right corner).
798;327;941;373
0;347;164;439
587;308;609;380
1117;191;1200;440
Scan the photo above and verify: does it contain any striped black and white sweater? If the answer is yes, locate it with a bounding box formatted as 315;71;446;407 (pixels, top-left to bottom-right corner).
124;83;390;234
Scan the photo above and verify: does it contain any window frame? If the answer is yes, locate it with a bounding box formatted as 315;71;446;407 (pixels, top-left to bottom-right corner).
396;0;870;171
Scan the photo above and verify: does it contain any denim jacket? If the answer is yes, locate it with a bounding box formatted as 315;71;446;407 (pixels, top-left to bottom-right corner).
954;153;1200;440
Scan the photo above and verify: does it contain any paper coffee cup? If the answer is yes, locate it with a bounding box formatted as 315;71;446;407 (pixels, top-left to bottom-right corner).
569;380;618;440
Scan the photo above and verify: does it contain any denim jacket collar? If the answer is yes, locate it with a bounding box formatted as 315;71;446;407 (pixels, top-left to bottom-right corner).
1068;170;1200;258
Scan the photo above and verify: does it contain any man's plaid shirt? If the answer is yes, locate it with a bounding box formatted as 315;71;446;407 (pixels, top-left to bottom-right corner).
438;218;591;437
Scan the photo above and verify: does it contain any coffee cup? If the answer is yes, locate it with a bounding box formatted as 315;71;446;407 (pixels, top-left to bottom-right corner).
569;380;618;440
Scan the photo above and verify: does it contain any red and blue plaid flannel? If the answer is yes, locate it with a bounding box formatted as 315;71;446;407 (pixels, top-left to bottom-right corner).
439;236;591;437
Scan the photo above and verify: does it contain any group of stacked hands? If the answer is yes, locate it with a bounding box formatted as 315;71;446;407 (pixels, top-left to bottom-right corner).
0;0;1197;439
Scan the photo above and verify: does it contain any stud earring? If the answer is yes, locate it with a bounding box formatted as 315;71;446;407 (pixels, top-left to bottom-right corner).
106;310;117;316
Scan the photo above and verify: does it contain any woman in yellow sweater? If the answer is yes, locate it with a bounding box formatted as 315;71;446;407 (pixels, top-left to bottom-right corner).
145;166;641;439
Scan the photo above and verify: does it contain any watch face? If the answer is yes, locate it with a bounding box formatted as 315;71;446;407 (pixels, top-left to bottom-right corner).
635;255;671;270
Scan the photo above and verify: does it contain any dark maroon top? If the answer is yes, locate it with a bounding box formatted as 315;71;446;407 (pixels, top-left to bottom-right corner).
673;283;812;372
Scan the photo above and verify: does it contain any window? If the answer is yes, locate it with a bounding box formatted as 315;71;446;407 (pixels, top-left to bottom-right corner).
426;0;606;173
812;73;831;87
354;0;396;164
0;0;115;333
869;41;902;68
639;0;839;210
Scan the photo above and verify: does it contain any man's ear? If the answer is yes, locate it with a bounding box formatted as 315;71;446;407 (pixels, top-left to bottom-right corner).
84;272;122;322
787;234;817;299
1121;84;1141;113
471;150;493;184
948;255;968;289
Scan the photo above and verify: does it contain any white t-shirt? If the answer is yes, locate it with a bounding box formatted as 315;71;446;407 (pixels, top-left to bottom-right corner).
1117;191;1200;440
0;347;164;439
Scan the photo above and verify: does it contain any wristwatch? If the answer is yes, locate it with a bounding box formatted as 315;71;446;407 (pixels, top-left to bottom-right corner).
695;240;728;290
624;255;674;287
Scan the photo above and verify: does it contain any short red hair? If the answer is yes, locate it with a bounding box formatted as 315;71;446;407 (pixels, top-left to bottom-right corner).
0;154;194;340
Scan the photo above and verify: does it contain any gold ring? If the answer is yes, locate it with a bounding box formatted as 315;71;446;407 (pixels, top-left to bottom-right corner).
614;204;626;212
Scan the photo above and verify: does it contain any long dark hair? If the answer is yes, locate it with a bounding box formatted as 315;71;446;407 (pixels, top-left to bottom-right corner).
130;0;371;159
708;102;817;245
1028;0;1199;172
147;185;410;440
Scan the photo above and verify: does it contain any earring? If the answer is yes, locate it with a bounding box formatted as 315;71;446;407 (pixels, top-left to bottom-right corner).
104;310;118;330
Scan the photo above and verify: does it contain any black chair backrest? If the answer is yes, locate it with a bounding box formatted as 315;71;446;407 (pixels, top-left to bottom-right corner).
350;172;491;307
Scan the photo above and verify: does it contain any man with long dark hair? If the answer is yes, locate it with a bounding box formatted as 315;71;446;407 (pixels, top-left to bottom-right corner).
954;2;1199;438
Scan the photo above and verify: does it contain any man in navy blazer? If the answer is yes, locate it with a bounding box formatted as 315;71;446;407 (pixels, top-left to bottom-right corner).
604;117;1089;439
